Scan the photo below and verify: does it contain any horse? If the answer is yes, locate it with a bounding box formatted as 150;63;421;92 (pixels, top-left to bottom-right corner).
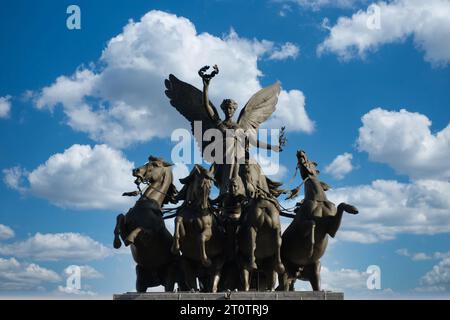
237;164;285;291
113;156;184;292
278;150;359;291
172;165;226;293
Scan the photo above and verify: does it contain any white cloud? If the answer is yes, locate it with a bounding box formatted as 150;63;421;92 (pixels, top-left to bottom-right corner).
396;248;432;261
0;95;11;118
0;233;112;261
357;108;450;181
0;257;61;291
268;42;300;60
278;4;293;17
279;0;365;11
63;265;103;279
4;144;136;210
35;10;313;149
265;89;314;133
418;257;450;292
3;166;28;193
0;224;15;240
318;0;450;66
57;285;97;296
333;108;450;243
294;265;398;298
320;266;369;291
325;152;354;179
328;179;450;243
397;248;450;261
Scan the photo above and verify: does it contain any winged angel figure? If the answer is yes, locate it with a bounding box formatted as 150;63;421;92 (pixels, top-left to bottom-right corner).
164;65;285;208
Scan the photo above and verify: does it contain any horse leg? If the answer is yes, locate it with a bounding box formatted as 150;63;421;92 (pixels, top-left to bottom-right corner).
163;262;176;292
242;268;251;292
199;227;212;267
135;265;148;293
247;226;258;270
289;280;296;291
326;203;358;238
211;256;225;293
277;271;289;291
126;227;143;245
277;261;298;292
181;258;197;291
266;269;277;292
171;215;183;255
273;227;285;275
113;214;125;249
307;261;321;291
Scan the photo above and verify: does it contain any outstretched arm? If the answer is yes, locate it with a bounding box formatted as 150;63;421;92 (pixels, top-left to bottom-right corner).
255;139;280;152
247;126;286;152
199;65;219;121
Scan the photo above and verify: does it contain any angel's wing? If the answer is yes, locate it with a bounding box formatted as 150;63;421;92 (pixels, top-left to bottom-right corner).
237;82;281;130
164;74;220;160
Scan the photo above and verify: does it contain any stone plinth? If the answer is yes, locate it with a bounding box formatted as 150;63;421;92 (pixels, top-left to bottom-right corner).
113;291;343;300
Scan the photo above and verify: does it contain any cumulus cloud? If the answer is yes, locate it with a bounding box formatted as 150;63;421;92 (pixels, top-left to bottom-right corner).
325;152;354;179
318;0;450;66
357;108;450;180
0;224;15;240
0;95;12;118
4;144;136;210
268;42;300;60
294;266;375;293
278;0;366;11
0;257;61;291
327;179;450;243
57;285;97;296
0;233;112;261
396;248;433;261
35;10;313;149
63;265;103;279
265;89;314;133
320;266;369;291
3;166;28;193
397;248;450;261
417;257;450;292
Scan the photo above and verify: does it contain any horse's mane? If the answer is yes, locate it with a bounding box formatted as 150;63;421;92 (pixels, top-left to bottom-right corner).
163;183;178;205
157;165;178;205
266;177;285;197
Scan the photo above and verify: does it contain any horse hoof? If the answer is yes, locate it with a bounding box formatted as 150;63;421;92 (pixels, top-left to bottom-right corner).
344;204;359;214
113;236;122;249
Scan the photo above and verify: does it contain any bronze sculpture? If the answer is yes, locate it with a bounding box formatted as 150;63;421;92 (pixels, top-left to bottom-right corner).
165;65;287;291
113;157;186;292
172;165;226;293
278;150;359;291
112;66;360;293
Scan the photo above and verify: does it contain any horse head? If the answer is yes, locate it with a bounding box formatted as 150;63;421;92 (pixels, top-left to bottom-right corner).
132;156;177;206
178;164;213;209
297;150;320;180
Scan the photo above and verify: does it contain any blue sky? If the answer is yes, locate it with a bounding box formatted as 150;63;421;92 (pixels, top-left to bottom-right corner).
0;0;450;298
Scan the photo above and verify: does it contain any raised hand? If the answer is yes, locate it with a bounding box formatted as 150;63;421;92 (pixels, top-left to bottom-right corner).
198;65;219;85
